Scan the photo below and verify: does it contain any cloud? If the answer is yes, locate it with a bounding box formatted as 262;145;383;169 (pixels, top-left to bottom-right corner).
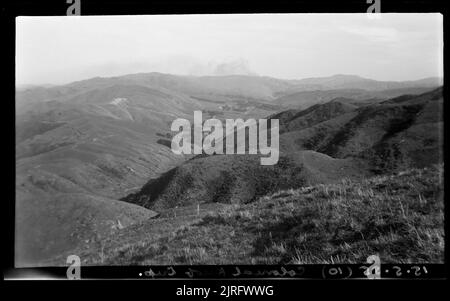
16;14;442;85
213;59;257;76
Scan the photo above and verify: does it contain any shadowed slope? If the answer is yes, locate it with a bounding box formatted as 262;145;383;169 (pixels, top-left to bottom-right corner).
106;165;443;265
122;87;443;212
122;150;367;210
279;87;443;173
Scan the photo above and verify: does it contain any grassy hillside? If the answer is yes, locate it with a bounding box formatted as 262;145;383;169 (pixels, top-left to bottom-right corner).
103;164;444;265
121;151;367;210
15;191;158;267
272;99;358;134
279;87;443;173
123;88;442;212
15;74;443;266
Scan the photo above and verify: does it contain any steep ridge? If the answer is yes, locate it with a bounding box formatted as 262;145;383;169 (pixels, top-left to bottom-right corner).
280;87;443;173
121;151;367;210
122;87;443;212
272;100;357;134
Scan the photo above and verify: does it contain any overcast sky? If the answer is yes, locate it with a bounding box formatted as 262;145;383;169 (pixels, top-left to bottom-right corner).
16;14;443;86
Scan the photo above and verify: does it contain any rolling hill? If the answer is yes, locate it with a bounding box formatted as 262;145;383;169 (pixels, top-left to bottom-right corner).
56;164;444;265
121;150;368;211
122;87;443;212
16;191;158;266
15;72;443;266
280;87;443;173
15;73;293;265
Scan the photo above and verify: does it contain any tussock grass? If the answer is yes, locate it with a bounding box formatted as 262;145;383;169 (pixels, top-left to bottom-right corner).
103;164;444;265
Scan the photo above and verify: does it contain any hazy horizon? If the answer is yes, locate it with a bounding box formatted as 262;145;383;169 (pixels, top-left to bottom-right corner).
16;14;443;86
16;72;444;89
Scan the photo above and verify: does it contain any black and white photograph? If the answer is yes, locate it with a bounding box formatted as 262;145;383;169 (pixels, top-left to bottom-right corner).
12;8;444;279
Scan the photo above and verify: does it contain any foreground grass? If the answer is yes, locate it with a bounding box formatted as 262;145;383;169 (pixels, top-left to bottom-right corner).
104;165;444;265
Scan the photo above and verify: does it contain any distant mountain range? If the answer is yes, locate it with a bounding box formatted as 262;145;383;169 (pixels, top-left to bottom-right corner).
15;72;443;266
289;74;442;91
17;73;442;104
